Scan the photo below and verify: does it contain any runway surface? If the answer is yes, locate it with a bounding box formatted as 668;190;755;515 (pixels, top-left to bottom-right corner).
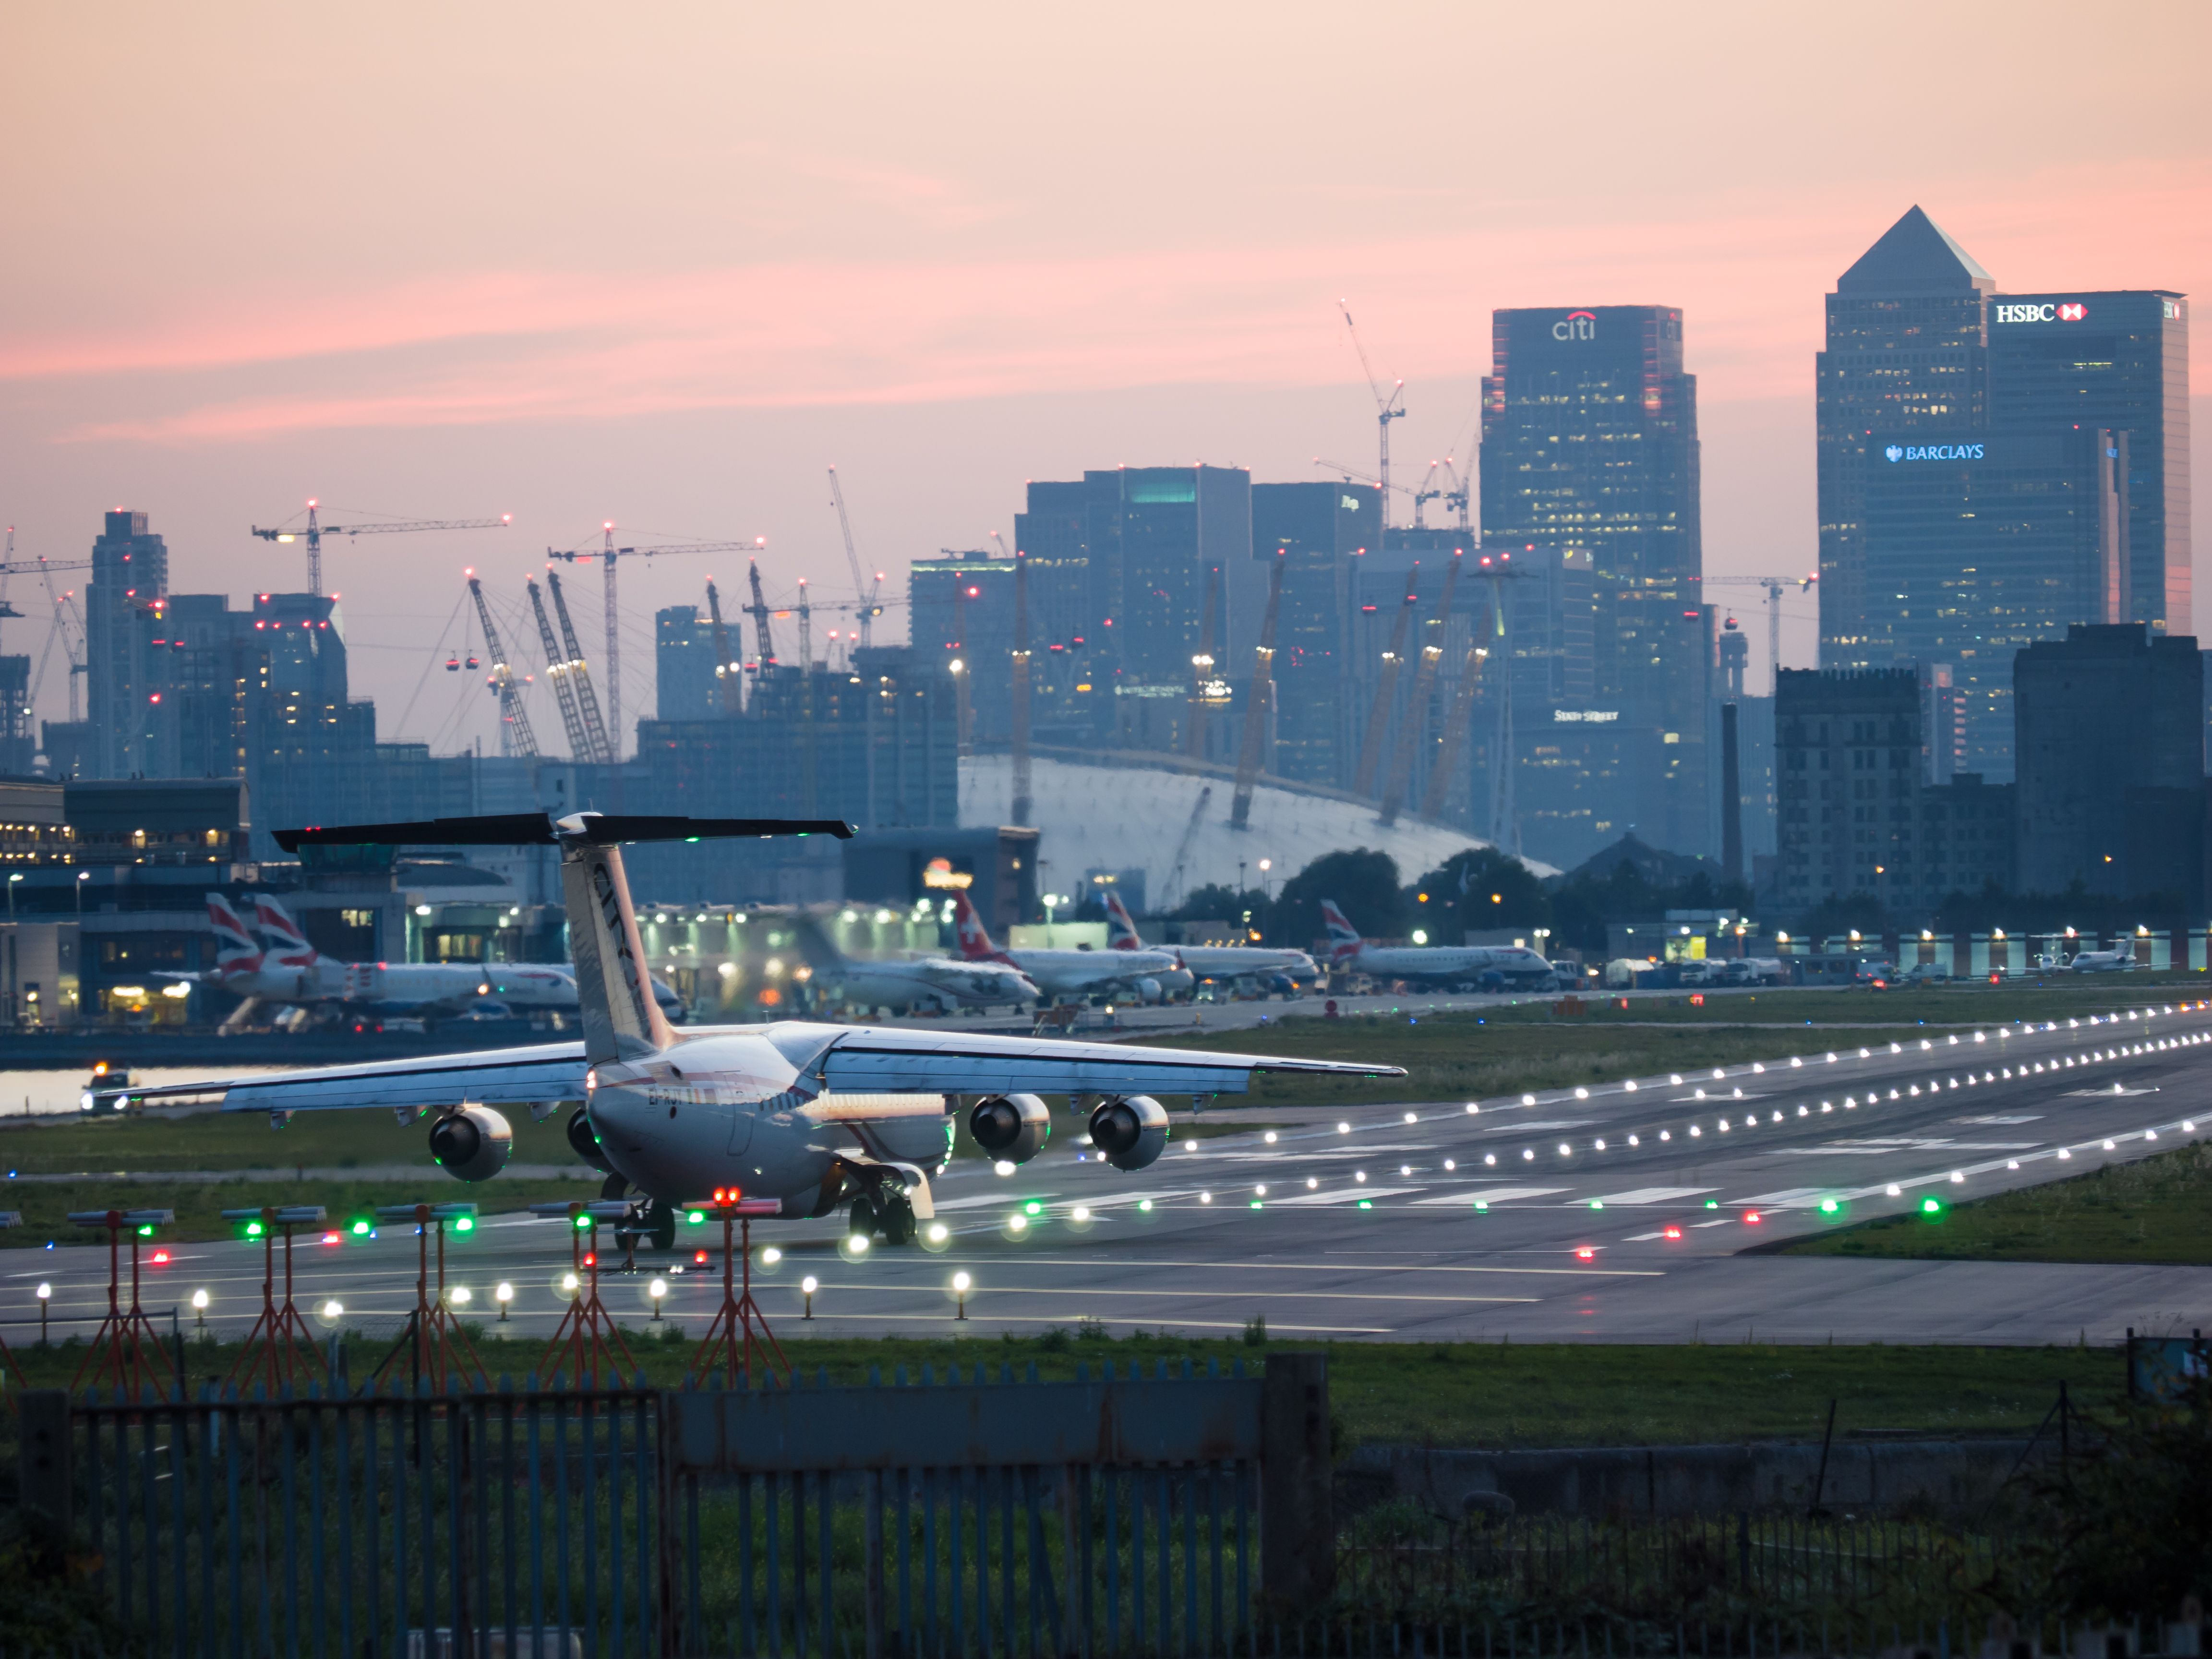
12;999;2212;1355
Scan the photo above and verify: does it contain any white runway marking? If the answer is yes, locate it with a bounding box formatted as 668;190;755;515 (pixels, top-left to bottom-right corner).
1590;1187;1716;1206
1275;1186;1419;1206
1420;1187;1566;1206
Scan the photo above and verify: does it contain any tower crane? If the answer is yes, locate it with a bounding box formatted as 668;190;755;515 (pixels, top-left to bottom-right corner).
252;501;510;596
543;573;613;764
545;526;765;760
704;580;740;715
1338;300;1406;529
827;467;885;649
525;578;596;763
28;559;92;725
744;560;778;669
464;572;538;759
1689;572;1817;690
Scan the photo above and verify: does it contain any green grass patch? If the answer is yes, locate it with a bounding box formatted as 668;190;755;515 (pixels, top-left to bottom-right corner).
5;1328;2117;1451
1783;1142;2212;1266
1151;1017;1947;1108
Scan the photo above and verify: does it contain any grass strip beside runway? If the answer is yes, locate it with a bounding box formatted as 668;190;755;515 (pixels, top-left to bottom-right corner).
0;1327;2123;1452
1780;1141;2212;1266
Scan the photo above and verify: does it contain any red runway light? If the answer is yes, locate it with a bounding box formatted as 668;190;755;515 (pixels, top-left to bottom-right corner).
152;1250;170;1264
582;1252;597;1267
1744;1211;1762;1224
694;1250;709;1264
1662;1226;1683;1240
323;1232;340;1245
1574;1246;1596;1261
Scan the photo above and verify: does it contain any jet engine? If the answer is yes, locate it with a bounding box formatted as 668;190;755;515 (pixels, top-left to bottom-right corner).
968;1094;1050;1164
428;1106;514;1183
1135;978;1162;1004
1088;1094;1169;1171
566;1106;613;1172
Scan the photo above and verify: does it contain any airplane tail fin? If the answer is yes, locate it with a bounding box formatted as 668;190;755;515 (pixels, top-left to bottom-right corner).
1102;890;1143;949
1318;899;1363;965
276;812;854;1064
949;890;1016;964
790;914;850;975
250;895;325;968
207;894;263;976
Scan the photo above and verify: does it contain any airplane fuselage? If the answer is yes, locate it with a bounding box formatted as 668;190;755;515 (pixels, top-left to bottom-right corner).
1003;948;1185;999
1341;944;1556;987
1165;945;1318;982
818;957;1036;1012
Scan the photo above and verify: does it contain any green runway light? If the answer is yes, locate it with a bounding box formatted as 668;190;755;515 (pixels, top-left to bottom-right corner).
1024;1201;1043;1216
245;1221;264;1238
575;1214;592;1230
1921;1197;1943;1215
1357;1200;1373;1210
1819;1198;1840;1215
687;1210;705;1225
1588;1200;1604;1210
453;1215;474;1233
1138;1199;1153;1213
350;1219;371;1237
1704;1200;1719;1209
1474;1201;1490;1212
138;1224;155;1237
1250;1201;1262;1210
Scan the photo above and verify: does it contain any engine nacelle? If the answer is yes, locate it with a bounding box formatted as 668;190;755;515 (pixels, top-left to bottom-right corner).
566;1105;613;1171
429;1105;514;1183
1135;977;1162;1005
969;1093;1050;1164
1089;1094;1169;1172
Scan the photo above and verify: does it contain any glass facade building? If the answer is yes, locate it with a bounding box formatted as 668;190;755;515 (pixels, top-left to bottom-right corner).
1988;290;2190;638
1860;427;2121;780
1816;207;1994;668
1479;304;1709;861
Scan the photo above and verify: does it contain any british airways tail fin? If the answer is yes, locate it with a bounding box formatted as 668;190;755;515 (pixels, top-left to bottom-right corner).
1318;899;1363;965
207;895;263;976
250;895;330;969
1102;890;1144;950
275;812;853;1064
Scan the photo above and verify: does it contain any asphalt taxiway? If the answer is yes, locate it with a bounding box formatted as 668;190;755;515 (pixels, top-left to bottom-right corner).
11;999;2211;1356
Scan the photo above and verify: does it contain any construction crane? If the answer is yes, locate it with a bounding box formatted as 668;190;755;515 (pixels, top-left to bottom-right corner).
744;560;778;668
703;580;740;714
543;573;613;764
827;467;885;649
1338;300;1406;529
1380;551;1465;826
525;578;596;763
1010;553;1032;828
545;526;765;760
1228;553;1286;831
1161;785;1213;911
1690;573;1817;691
464;571;538;758
1351;565;1421;799
252;501;510;596
35;569;89;724
1418;645;1490;823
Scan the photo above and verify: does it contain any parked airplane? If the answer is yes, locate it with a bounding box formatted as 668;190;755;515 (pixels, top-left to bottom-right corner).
950;890;1188;1003
791;913;1040;1014
2068;946;2136;973
1101;891;1316;990
1320;899;1559;992
95;813;1399;1248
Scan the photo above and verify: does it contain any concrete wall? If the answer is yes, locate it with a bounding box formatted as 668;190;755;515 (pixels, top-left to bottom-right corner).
1339;1436;2042;1520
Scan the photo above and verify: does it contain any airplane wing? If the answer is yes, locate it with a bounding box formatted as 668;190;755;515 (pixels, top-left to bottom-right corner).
85;1043;588;1116
797;1023;1402;1098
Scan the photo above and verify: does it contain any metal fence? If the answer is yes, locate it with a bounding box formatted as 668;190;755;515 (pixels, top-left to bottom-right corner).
22;1355;1328;1659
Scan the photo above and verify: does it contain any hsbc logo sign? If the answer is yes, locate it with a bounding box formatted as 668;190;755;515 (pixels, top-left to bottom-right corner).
1995;301;2089;324
1551;310;1598;341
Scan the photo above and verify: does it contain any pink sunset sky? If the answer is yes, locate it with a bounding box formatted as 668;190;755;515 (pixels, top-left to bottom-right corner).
2;1;2207;748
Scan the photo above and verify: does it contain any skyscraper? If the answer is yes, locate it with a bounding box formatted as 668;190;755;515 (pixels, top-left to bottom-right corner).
84;509;171;777
1988;290;2190;637
1816;207;1994;668
1480;304;1708;857
1250;481;1382;789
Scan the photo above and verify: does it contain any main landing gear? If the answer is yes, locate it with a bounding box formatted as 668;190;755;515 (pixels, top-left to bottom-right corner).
847;1185;918;1247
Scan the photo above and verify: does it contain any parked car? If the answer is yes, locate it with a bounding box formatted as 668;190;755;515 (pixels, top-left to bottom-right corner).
1853;961;1899;988
1902;962;1952;985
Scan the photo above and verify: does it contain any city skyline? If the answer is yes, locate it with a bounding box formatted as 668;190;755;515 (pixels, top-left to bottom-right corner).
1;4;2208;756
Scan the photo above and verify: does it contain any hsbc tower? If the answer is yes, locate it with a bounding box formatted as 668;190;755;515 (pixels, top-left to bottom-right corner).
1987;290;2190;639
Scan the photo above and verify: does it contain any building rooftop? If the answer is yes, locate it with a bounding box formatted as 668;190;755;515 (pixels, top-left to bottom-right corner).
1836;205;1995;296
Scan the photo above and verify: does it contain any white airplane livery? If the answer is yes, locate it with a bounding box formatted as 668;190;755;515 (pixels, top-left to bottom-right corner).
96;813;1399;1249
949;890;1188;1003
792;913;1040;1014
1320;899;1558;991
204;893;679;1022
1101;891;1316;987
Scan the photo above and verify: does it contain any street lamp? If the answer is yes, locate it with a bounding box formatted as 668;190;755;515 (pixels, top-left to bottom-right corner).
75;869;89;920
649;1277;668;1320
1042;894;1067;945
496;1281;514;1322
192;1287;209;1330
952;1271;971;1320
36;1281;49;1345
1258;859;1273;901
7;871;21;922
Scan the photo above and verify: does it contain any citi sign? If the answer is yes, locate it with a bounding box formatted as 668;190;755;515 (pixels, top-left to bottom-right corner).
1885;443;1985;463
1551;310;1598;340
1994;301;2088;324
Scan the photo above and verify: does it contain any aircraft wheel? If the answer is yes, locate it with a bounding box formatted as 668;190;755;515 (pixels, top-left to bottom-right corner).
878;1192;917;1247
847;1192;879;1242
645;1200;676;1252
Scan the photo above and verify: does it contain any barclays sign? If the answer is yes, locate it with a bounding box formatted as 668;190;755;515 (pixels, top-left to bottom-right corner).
1884;443;1985;463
